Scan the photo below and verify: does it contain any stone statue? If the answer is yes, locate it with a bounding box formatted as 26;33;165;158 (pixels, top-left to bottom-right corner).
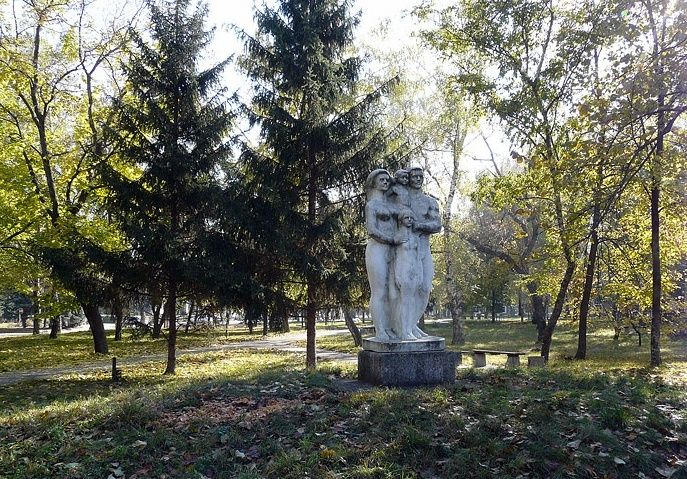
389;207;423;339
364;168;401;341
387;169;411;207
406;166;441;337
364;166;441;342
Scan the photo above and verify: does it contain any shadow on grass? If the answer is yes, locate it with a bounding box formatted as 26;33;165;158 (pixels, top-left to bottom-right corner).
2;348;686;479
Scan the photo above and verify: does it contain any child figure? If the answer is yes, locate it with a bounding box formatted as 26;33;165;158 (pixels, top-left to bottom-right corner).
390;207;423;340
386;168;411;207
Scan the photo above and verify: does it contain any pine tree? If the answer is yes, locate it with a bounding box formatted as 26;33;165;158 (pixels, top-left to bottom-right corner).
103;0;233;374
238;0;397;369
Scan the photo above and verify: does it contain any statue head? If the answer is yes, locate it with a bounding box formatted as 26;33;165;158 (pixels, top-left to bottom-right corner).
397;207;415;228
365;169;391;196
408;166;424;190
393;169;409;186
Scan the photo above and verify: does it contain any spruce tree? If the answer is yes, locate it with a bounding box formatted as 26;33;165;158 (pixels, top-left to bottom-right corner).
103;0;233;374
239;0;397;369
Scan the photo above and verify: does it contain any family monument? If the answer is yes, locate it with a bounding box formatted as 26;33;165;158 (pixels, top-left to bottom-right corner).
358;167;458;386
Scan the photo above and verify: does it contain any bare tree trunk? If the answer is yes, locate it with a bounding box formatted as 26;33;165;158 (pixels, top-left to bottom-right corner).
49;315;60;339
541;261;576;361
525;282;546;342
280;315;290;332
451;314;465;346
649;109;664;366
343;309;362;347
491;288;497;323
164;279;177;375
305;288;317;370
112;297;124;342
650;177;662;366
32;285;40;335
575;203;600;360
184;300;195;333
305;148;318;371
247;309;254;334
152;301;163;338
444;123;466;344
82;302;108;354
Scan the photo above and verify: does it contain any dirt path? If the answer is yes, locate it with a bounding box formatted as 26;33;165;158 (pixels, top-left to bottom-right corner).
0;329;357;387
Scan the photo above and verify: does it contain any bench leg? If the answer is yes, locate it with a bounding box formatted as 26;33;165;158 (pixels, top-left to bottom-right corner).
506;354;520;367
473;352;487;367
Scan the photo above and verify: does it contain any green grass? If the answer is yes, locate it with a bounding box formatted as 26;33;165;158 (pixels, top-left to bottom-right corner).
1;350;685;479
0;327;264;372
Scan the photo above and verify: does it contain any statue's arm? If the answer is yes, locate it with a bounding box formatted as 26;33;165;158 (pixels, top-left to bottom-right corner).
414;198;442;234
365;203;394;245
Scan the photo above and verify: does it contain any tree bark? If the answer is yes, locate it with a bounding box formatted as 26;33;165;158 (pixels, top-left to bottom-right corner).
32;316;40;335
82;302;108;354
650;100;665;366
650;180;662;366
540;260;576;361
443;124;466;344
112;296;124;342
305;287;317;370
491;288;497;322
32;285;40;335
343;309;362;347
575;202;600;360
164;279;177;375
184;301;195;334
525;282;546;342
49;315;60;339
305;147;318;371
152;302;163;339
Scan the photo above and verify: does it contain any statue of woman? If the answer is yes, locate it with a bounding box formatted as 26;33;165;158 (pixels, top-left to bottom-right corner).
364;169;404;340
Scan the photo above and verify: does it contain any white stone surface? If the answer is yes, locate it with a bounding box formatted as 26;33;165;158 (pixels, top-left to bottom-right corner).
362;335;446;353
364;167;442;342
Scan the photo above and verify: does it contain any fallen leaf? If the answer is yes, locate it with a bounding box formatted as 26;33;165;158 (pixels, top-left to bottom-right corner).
131;440;147;448
655;466;676;478
613;457;626;465
566;439;581;449
109;466;125;477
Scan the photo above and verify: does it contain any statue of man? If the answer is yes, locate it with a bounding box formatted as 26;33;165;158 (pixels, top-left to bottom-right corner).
406;166;442;334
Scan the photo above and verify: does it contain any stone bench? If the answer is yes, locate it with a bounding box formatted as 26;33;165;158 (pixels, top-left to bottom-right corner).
472;349;527;367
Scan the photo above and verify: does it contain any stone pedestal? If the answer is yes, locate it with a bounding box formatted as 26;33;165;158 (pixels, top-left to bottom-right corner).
362;336;445;353
358;336;458;387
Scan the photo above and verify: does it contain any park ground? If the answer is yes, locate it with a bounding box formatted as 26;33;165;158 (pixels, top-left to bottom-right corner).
0;318;686;478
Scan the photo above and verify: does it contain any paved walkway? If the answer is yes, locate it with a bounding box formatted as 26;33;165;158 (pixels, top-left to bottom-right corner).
0;329;357;387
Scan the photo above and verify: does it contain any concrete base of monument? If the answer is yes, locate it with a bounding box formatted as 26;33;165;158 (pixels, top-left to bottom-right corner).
358;349;459;387
362;336;445;353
